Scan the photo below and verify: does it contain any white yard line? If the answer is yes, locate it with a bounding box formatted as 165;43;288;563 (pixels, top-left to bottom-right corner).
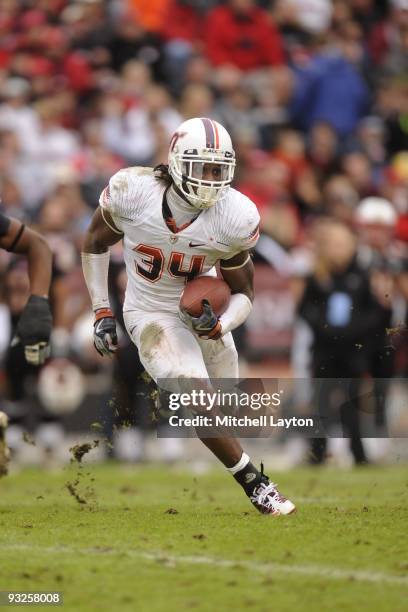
1;544;407;587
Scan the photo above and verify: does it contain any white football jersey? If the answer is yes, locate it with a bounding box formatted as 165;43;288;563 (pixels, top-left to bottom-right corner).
99;167;260;314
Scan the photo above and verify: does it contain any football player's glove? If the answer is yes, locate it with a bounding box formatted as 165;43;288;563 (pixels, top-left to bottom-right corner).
14;295;52;366
183;300;222;340
93;308;118;356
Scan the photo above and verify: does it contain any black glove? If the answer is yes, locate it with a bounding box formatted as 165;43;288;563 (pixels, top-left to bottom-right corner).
182;300;222;340
93;308;118;356
14;295;52;366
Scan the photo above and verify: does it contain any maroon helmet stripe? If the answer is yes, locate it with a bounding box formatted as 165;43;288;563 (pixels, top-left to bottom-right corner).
200;117;214;148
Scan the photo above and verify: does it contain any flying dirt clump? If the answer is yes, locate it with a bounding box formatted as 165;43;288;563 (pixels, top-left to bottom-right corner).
66;480;87;505
66;440;100;507
69;440;100;463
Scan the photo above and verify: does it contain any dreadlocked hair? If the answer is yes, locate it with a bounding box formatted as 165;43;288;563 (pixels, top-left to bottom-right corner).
153;164;173;184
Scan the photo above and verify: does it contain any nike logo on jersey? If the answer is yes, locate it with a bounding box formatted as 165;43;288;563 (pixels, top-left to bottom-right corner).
189;241;206;248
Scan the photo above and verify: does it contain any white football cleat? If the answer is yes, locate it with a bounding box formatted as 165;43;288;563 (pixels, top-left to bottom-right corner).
0;411;10;477
249;465;296;515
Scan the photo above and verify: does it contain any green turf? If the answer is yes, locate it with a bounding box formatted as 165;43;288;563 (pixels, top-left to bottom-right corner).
0;462;407;611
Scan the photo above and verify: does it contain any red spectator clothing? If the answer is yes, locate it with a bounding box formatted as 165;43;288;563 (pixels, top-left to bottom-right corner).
270;151;310;191
238;180;283;212
160;0;201;43
204;6;284;70
368;21;394;65
63;52;94;93
0;49;10;69
396;215;408;243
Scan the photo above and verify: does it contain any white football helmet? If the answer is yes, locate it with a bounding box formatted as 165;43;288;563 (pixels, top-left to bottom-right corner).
168;117;236;209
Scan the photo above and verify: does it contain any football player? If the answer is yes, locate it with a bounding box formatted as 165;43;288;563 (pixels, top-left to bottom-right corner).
82;118;295;515
0;211;53;476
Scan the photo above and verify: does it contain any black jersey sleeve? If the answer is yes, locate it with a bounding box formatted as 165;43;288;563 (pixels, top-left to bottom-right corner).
0;212;11;238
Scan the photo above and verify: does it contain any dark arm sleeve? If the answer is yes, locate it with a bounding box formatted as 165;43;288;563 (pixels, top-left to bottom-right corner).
0;212;11;238
297;277;325;332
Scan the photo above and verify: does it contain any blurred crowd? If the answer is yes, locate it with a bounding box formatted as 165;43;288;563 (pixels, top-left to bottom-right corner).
0;0;407;466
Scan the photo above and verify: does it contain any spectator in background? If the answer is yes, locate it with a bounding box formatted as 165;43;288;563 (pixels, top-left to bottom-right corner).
354;197;403;432
179;83;215;120
99;61;181;165
0;92;79;212
108;11;163;77
290;36;369;136
250;67;293;148
349;0;385;34
322;174;360;223
355;196;401;267
100;85;181;165
183;54;212;88
19;97;79;211
393;257;408;375
342;151;375;198
272;128;323;218
127;0;170;34
160;0;204;95
374;76;408;156
307;122;339;180
274;0;333;40
0;78;37;152
214;86;255;141
74;118;124;209
297;218;391;464
205;0;284;71
369;0;408;74
238;155;300;249
355;116;388;175
62;0;112;51
120;58;152;97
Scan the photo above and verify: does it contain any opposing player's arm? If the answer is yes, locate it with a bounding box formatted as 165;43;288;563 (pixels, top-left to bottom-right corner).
0;216;52;297
0;213;53;365
81;207;123;356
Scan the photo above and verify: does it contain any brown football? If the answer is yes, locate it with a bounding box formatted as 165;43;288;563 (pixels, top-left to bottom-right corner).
180;276;231;317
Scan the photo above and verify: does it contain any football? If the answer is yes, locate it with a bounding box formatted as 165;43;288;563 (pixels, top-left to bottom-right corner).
180;276;231;317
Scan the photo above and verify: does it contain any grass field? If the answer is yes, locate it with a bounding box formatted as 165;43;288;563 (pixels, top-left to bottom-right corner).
0;461;407;611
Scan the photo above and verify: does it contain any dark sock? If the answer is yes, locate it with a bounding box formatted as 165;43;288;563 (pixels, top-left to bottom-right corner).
350;437;368;464
233;461;264;496
309;438;327;464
